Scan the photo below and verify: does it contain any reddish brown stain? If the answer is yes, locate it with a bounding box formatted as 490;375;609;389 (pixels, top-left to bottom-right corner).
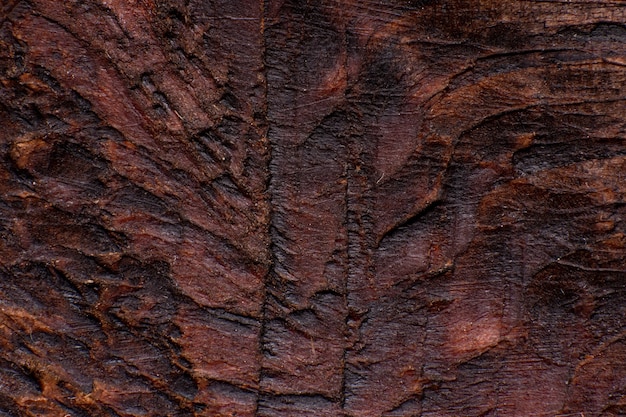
1;1;626;416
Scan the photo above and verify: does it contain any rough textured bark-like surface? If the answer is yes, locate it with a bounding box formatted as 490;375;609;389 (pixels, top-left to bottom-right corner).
263;1;626;416
1;1;269;416
2;0;626;416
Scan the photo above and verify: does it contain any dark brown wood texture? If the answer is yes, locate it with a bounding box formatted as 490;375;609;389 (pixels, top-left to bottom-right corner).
1;1;626;416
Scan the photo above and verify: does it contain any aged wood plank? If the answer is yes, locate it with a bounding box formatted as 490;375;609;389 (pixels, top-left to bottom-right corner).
1;1;626;416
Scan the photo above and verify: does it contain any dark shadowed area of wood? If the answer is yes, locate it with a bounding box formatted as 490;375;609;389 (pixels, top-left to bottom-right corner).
1;1;625;416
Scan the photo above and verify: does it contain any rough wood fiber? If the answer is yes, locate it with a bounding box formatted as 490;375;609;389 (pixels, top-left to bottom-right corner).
1;1;626;416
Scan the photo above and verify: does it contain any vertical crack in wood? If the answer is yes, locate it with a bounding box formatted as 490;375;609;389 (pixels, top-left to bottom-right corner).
257;0;270;414
339;18;350;417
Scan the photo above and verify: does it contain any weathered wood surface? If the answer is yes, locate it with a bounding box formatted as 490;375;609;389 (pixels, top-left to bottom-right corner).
1;1;626;416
